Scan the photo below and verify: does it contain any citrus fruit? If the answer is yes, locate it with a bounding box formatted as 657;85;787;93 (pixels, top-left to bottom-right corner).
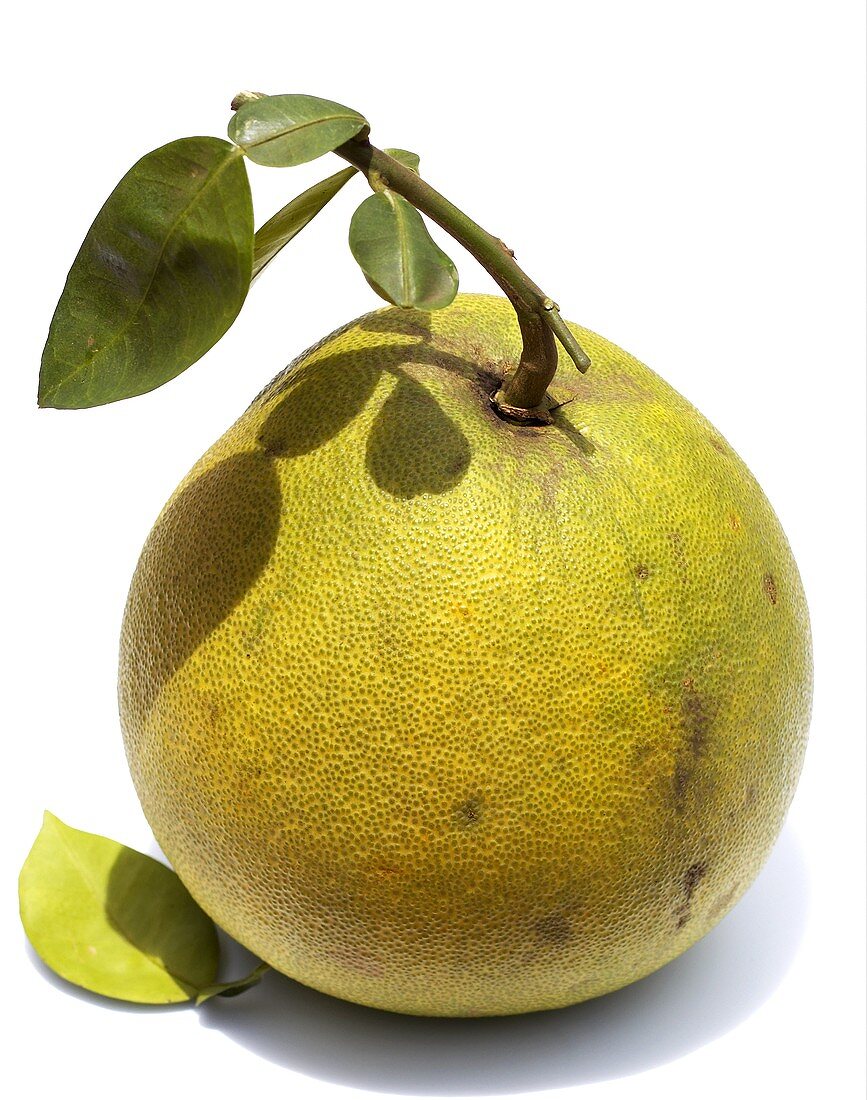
119;292;811;1016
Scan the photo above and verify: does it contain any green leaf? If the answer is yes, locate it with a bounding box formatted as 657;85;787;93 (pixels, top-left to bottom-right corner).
19;812;219;1004
349;191;458;310
383;148;420;174
196;961;270;1004
39;137;253;409
229;94;368;167
253;167;356;279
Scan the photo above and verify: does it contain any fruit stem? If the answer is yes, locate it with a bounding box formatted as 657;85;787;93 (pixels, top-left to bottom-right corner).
334;136;589;422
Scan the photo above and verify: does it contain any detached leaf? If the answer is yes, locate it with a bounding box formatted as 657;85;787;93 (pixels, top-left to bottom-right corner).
383;148;420;174
196;961;270;1004
19;812;218;1004
349;191;458;310
39;137;253;408
253;167;356;279
229;94;368;167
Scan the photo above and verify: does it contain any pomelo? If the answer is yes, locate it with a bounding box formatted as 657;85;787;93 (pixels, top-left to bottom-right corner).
119;293;811;1016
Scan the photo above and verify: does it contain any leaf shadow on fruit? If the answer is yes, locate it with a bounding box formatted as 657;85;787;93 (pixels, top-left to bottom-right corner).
257;341;474;498
197;826;808;1094
121;451;282;718
366;374;471;498
356;307;597;464
357;307;433;341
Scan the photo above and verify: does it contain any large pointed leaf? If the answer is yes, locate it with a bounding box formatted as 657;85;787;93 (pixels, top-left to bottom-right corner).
39;138;253;409
349;191;458;310
19;812;219;1003
253;167;356;279
229;94;368;167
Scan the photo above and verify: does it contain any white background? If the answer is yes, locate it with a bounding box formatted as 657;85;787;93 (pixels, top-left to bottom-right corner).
3;2;864;1097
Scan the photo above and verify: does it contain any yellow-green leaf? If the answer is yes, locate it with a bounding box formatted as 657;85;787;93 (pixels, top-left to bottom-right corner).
19;812;218;1004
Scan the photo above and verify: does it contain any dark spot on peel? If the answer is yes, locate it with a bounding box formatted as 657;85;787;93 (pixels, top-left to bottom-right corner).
672;763;692;810
763;572;778;605
454;796;483;829
671;679;713;812
203;695;222;733
681;679;711;757
675;861;708;928
684;862;707;898
635;564;650;582
535;912;573;944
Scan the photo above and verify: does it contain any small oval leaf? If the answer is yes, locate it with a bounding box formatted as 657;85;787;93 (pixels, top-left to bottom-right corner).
39;137;253;408
383;148;421;174
19;812;219;1004
253;166;356;279
349;192;458;310
229;94;368;167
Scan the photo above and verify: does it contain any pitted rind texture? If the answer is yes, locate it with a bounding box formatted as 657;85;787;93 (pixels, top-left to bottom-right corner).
119;294;812;1016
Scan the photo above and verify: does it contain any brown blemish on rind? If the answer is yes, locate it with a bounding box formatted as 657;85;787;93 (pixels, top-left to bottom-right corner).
454;796;484;828
635;564;650;581
535;912;573;944
681;678;711;757
675;861;708;928
671;763;693;813
671;679;714;812
763;572;778;605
